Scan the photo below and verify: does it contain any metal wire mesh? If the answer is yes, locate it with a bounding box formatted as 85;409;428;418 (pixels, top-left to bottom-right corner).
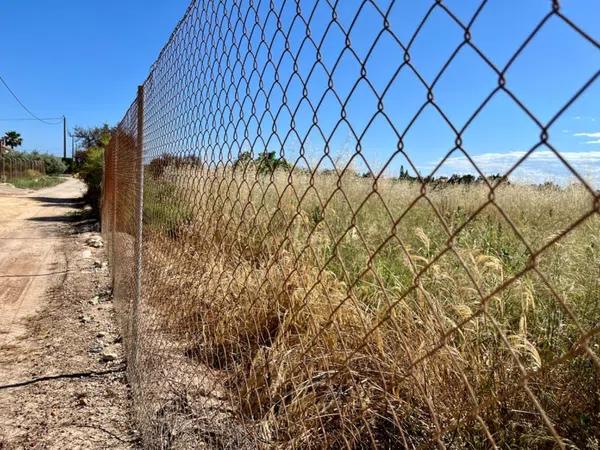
103;1;599;448
0;154;46;183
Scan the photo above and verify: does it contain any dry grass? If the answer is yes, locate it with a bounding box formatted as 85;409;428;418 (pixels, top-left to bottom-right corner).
141;165;599;448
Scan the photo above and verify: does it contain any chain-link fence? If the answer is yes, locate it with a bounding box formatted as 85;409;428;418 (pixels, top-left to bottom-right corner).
0;154;46;183
102;1;599;448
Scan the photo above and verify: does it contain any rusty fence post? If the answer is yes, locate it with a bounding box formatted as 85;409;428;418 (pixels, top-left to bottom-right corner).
130;84;145;377
111;133;118;288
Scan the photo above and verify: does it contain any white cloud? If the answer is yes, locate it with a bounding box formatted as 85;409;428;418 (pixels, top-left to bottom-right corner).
574;132;600;138
423;150;600;187
586;139;600;144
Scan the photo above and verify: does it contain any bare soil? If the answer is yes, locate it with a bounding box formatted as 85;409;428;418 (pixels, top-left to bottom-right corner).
0;179;138;449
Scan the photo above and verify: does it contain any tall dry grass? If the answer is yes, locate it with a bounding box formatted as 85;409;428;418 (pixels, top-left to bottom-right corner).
141;165;599;448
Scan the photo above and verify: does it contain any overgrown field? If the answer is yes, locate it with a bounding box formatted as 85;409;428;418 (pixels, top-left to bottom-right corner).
141;165;599;448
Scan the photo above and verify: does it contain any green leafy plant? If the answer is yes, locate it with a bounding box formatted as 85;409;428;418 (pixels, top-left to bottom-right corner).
78;147;104;215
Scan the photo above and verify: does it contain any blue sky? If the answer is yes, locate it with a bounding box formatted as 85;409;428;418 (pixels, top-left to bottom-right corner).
0;0;190;154
1;0;599;186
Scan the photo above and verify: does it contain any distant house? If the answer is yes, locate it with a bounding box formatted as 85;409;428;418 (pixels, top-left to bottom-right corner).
0;137;9;155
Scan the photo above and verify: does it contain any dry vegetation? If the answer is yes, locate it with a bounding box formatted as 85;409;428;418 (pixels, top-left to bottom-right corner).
141;164;599;449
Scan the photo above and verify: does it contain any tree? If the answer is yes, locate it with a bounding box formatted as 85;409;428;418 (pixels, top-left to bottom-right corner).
399;165;406;179
72;123;113;215
233;150;291;174
233;151;253;169
256;151;290;174
73;124;112;149
3;131;23;149
398;164;415;181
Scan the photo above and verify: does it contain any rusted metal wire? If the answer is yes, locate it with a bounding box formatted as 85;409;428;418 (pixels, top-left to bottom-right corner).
103;1;599;448
0;155;46;183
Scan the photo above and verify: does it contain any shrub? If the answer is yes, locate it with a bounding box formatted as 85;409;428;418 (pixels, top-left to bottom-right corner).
42;155;67;175
148;153;202;180
148;154;176;179
78;147;104;215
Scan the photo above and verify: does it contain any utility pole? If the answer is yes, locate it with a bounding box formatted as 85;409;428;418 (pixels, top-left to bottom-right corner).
63;116;67;159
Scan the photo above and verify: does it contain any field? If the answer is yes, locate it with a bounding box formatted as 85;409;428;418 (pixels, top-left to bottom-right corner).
138;165;599;448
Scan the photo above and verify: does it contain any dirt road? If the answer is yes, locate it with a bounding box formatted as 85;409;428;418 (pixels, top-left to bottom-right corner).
0;179;137;449
0;178;84;341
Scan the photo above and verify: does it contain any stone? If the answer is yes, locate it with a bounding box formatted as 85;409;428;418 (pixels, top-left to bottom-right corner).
100;351;118;362
86;236;104;248
89;345;103;354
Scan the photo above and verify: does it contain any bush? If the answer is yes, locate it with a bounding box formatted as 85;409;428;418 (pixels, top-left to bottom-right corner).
78;147;104;215
43;155;67;175
148;154;176;179
148;153;202;180
73;150;88;172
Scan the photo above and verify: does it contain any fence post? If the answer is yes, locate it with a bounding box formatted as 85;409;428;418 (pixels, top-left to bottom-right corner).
112;131;118;288
131;85;145;375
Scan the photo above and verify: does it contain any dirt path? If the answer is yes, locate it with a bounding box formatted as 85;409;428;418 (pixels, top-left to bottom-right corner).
0;179;137;449
0;179;84;341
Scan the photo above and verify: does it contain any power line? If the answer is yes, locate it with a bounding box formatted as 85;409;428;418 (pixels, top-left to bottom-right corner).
0;74;60;125
0;117;63;124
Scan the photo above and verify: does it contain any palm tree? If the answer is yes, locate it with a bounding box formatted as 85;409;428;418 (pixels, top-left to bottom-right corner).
3;131;23;149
